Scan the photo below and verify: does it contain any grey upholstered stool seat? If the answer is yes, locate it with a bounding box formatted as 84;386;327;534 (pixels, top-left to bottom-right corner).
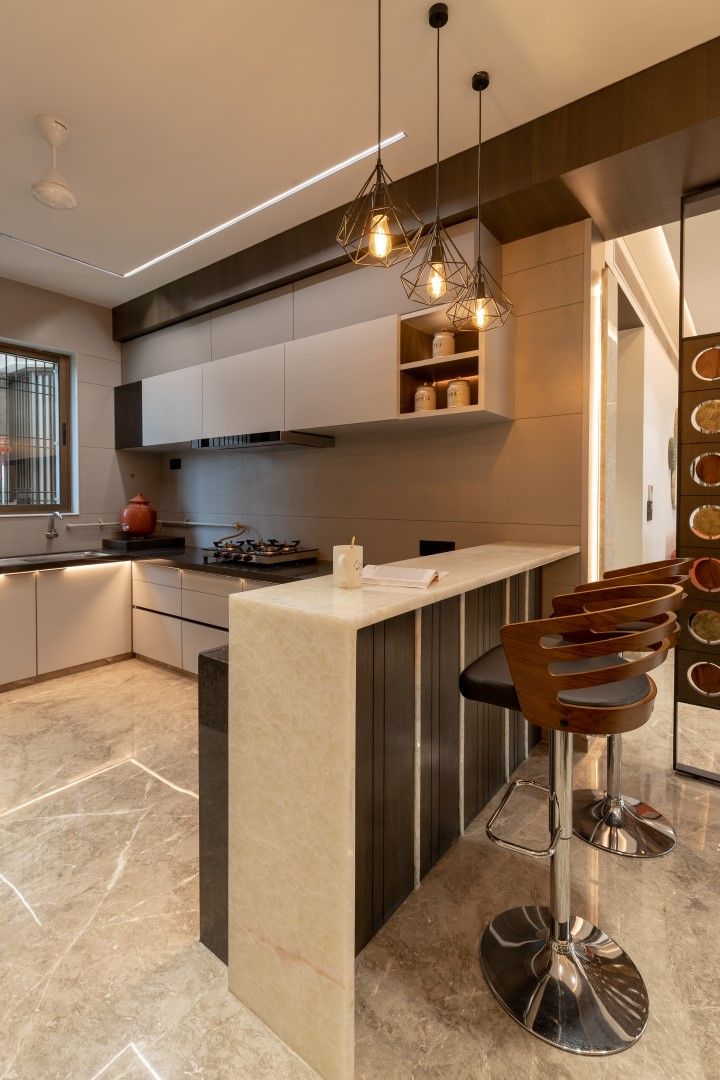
459;646;649;710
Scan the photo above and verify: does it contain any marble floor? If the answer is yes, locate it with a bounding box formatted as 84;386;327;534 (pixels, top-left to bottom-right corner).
1;656;718;1079
0;659;314;1080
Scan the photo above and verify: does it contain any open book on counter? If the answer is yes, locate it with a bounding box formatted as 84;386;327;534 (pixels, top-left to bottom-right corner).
361;564;450;589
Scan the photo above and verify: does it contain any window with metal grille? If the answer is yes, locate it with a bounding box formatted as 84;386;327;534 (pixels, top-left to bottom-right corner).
0;346;71;512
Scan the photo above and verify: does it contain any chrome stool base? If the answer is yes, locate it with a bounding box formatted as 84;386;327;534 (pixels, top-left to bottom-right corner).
480;905;649;1055
573;788;676;857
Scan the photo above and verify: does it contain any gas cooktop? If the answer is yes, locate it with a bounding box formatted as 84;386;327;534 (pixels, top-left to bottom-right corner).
204;538;319;566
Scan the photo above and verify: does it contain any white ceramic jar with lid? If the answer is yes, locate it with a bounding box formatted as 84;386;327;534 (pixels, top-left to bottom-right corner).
414;383;437;412
447;378;471;408
432;330;455;357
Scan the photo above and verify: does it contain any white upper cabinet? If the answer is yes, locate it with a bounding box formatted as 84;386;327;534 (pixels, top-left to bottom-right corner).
284;315;398;429
142;365;203;446
202;344;285;437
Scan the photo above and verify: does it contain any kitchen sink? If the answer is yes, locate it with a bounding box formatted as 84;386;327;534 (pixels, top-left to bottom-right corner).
0;550;116;566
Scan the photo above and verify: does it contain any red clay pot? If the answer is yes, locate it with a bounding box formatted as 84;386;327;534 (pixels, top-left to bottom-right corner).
120;493;157;537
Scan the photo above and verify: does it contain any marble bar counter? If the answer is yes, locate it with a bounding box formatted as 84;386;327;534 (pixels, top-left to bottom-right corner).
227;541;579;1080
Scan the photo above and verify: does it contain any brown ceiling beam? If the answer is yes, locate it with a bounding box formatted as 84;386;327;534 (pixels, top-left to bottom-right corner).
113;36;720;342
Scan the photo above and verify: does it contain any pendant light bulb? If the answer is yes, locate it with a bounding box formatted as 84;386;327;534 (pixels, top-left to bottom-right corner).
425;243;446;298
368;212;392;259
472;298;487;329
427;265;446;300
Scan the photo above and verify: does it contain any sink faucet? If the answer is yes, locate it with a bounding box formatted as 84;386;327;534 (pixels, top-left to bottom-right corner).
45;511;63;540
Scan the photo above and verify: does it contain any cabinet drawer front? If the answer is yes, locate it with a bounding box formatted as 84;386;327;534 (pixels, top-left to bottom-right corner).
242;578;274;590
132;562;182;588
182;589;231;629
182;570;244;597
133;578;182;617
182;621;228;675
133;608;182;668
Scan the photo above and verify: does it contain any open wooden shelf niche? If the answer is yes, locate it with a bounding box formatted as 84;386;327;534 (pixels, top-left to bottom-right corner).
398;305;514;420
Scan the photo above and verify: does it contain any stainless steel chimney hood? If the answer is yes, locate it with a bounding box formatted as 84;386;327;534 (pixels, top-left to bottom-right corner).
190;431;334;451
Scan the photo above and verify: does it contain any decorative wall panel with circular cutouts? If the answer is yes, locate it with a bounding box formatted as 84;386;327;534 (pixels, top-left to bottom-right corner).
677;333;720;716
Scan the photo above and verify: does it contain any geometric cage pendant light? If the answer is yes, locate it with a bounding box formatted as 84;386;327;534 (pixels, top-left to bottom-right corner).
337;0;423;267
400;3;471;306
447;72;512;331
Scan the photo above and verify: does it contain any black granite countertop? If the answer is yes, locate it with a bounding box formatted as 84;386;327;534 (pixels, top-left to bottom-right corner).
0;546;333;584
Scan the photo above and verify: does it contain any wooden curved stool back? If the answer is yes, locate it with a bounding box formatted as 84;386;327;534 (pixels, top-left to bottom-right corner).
500;583;683;737
602;557;693;582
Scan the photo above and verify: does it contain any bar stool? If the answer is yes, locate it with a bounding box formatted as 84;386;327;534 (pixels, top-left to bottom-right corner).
567;558;690;858
462;582;682;1054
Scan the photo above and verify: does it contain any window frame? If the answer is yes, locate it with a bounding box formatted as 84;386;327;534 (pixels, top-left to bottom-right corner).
0;343;72;515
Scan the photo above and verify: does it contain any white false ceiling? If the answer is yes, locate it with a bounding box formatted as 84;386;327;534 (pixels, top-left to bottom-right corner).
1;0;719;308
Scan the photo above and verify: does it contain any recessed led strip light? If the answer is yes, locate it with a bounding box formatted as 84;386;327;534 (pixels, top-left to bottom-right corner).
0;132;407;280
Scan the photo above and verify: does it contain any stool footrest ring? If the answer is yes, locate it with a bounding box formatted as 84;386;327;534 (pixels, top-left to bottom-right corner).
486;779;561;858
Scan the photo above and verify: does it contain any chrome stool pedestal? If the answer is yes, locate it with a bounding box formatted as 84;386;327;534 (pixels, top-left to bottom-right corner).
480;730;649;1054
573;732;676;857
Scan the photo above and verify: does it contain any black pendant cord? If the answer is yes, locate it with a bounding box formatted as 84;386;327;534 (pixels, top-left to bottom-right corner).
376;0;382;167
434;25;441;222
476;84;482;271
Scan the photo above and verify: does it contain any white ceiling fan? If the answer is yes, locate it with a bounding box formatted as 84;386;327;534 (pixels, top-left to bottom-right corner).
31;114;77;210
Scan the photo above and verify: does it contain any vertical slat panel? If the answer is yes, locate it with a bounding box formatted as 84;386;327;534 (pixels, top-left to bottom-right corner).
481;582;505;808
527;569;543;750
438;596;461;857
420;606;434;879
420;596;461;874
355;613;416;954
463;588;480;828
382;612;416;921
507;573;525;773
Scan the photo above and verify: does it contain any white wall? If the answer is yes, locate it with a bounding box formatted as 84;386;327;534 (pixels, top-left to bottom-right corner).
0;276;159;557
642;332;677;561
615;329;645;567
612;326;677;570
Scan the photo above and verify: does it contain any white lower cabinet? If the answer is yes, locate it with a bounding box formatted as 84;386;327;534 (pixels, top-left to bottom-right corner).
131;566;273;674
37;563;132;676
132;607;183;669
181;621;228;675
0;572;37;685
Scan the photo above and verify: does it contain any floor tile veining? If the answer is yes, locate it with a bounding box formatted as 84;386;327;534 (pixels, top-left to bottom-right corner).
0;655;718;1078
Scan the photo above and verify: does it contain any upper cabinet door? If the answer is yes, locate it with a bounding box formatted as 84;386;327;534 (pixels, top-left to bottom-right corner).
142;365;203;446
202;344;285;438
284;315;398;429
